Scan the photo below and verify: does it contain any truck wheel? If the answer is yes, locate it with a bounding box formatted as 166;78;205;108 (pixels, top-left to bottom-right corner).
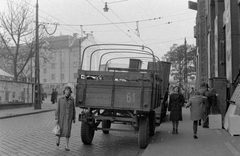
81;121;95;145
138;117;149;149
102;120;111;134
149;112;156;136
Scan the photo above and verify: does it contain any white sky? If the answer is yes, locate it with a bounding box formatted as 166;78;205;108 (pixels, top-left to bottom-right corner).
0;0;197;61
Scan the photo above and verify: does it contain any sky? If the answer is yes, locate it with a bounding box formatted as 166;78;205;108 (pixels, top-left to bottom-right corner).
0;0;197;61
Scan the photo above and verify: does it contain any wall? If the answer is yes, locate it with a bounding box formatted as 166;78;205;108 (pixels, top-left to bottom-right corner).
0;80;33;105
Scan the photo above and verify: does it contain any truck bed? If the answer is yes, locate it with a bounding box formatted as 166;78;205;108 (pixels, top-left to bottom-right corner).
76;69;161;111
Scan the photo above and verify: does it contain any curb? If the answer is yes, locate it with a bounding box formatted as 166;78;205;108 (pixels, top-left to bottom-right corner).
0;109;55;119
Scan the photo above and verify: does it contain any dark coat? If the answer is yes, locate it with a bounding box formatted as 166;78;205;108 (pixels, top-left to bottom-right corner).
186;95;206;121
51;91;55;103
199;87;210;109
55;96;76;138
168;93;185;121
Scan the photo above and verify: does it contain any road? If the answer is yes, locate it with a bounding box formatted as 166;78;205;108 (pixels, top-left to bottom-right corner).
0;108;144;156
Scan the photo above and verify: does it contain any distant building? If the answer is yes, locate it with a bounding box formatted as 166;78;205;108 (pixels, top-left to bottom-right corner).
40;33;99;94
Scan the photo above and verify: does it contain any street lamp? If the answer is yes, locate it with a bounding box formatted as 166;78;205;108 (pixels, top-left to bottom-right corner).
103;2;109;12
103;0;128;12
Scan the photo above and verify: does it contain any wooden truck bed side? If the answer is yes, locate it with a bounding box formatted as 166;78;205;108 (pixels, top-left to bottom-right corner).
76;70;160;111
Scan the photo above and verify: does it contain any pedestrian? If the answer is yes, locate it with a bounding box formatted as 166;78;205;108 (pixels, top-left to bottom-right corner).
162;83;170;117
55;86;76;151
189;87;195;99
54;89;58;104
168;86;185;134
51;89;55;104
199;82;210;128
186;91;207;139
207;87;219;114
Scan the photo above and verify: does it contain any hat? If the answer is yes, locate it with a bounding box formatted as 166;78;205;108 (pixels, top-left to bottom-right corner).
63;85;72;94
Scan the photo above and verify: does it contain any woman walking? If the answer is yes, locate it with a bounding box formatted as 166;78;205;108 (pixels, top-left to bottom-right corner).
55;86;76;151
186;91;206;139
168;86;185;134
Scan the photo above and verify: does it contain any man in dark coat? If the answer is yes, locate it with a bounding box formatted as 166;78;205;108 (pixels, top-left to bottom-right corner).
51;89;55;104
54;89;58;104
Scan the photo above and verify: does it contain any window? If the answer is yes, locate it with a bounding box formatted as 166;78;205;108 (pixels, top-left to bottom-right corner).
74;73;78;79
52;74;55;80
73;62;77;68
43;68;47;74
43;79;47;82
52;63;55;69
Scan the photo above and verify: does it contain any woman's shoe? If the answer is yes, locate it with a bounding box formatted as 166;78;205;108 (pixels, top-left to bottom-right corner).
65;147;70;151
193;135;198;139
56;138;60;146
172;128;175;134
175;129;178;134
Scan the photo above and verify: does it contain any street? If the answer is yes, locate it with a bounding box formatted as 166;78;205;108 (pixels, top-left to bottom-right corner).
0;107;143;156
1;101;240;156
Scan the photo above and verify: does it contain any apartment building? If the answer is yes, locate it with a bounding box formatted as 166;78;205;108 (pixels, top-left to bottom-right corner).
40;33;98;95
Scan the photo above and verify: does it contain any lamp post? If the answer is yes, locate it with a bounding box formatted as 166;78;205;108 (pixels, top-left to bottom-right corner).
184;38;188;84
34;0;41;109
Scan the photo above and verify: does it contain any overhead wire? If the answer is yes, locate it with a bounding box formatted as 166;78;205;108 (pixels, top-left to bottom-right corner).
40;17;195;34
40;13;195;27
102;0;147;46
85;0;137;44
5;0;195;47
7;0;76;35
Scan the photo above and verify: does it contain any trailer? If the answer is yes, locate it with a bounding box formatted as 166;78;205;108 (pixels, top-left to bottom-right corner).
75;44;171;149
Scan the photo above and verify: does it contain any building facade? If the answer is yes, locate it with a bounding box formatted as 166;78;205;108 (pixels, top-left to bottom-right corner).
40;33;98;95
193;0;240;117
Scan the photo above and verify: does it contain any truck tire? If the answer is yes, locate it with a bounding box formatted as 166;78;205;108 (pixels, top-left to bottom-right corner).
81;121;95;145
102;120;111;134
138;117;149;149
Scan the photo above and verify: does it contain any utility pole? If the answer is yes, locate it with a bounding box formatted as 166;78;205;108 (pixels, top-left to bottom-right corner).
184;37;188;84
79;25;83;69
34;0;41;109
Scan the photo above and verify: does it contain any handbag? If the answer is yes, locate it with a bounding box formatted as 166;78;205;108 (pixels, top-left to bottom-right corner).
52;125;60;135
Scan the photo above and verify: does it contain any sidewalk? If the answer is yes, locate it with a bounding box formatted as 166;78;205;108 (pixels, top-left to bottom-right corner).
0;98;56;119
141;108;240;156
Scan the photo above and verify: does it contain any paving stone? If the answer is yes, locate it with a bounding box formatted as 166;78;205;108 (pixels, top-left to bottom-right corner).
0;109;142;156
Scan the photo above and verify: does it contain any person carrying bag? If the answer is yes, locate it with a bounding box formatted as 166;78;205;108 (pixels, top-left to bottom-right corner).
54;86;76;151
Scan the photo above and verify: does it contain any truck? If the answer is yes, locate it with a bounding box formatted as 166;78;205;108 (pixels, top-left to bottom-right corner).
75;44;171;149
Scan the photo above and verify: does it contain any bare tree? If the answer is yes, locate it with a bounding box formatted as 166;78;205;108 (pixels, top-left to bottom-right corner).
0;0;36;81
0;0;56;81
